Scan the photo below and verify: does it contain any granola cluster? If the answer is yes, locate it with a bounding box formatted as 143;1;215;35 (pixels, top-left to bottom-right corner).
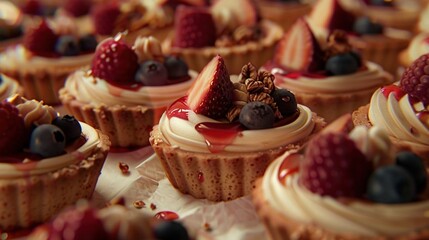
215;25;263;47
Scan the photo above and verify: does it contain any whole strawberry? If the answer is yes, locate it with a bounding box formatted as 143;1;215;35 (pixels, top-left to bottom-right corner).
24;20;58;57
299;132;372;198
91;2;121;35
400;53;429;105
64;0;91;17
91;38;139;84
0;102;26;154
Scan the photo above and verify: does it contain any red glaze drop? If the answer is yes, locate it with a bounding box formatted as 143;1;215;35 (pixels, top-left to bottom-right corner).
417;111;429;124
197;171;204;183
381;85;405;101
166;96;190;120
278;153;301;185
195;122;243;153
154;211;179;221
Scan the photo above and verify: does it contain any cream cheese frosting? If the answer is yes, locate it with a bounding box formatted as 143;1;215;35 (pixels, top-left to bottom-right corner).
64;70;197;108
368;87;429;147
0;75;21;101
271;62;393;94
262;151;429;237
0;122;101;178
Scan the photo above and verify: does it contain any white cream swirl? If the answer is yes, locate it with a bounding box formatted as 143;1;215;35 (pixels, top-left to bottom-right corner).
0;74;22;101
263;151;429;237
0;123;102;178
272;62;393;94
406;33;429;64
369;88;429;146
0;45;93;73
158;104;315;153
64;70;197;108
15;98;58;128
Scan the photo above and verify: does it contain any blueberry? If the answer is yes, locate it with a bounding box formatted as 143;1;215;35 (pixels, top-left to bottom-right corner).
396;151;427;194
79;34;98;52
153;221;189;240
52;115;82;143
164;55;189;79
0;75;3;84
370;0;393;7
325;53;359;76
55;35;80;56
239;101;275;130
30;124;66;158
349;51;362;68
135;60;168;86
354;17;383;35
366;165;416;204
272;89;297;117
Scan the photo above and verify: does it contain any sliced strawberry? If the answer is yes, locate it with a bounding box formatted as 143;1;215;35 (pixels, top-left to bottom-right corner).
91;37;139;84
211;0;259;28
187;55;234;118
23;20;59;57
64;0;91;17
0;102;26;154
91;2;121;35
308;0;356;32
300;132;372;198
173;6;216;48
274;19;324;73
400;53;429;105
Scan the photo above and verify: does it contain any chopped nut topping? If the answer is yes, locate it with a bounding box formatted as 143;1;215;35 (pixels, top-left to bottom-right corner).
204;223;213;232
119;162;130;175
240;63;258;83
133;200;145;209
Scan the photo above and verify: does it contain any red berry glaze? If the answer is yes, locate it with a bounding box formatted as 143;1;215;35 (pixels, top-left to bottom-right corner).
0;102;26;154
400;53;429;105
23;20;58;57
299;132;372;198
91;2;121;35
91;38;139;84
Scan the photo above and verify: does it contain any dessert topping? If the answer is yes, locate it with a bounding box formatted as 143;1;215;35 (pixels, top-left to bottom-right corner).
133;36;164;63
400;53;429;105
91;2;121;35
395;151;427;194
52;115;82;143
30;124;66;158
325;52;359;75
154;211;179;221
135;60;168;86
353;16;383;35
164;55;189;79
55;35;81;56
308;0;356;32
239;101;275;129
210;0;259;34
63;0;91;17
12;97;57;130
272;89;298;118
23;20;59;57
0;102;26;155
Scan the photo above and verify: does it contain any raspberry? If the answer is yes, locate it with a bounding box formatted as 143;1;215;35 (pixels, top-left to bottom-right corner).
400;53;429;105
91;2;121;35
299;132;372;198
63;0;91;17
91;38;139;84
0;102;26;154
23;20;58;57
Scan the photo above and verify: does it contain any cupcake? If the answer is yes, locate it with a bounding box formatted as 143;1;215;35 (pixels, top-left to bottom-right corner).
0;95;110;230
306;0;411;76
256;0;313;31
150;55;325;201
253;115;429;239
263;19;393;123
0;19;99;105
353;53;429;163
27;200;190;240
0;1;24;51
0;74;23;101
163;0;283;74
59;35;198;148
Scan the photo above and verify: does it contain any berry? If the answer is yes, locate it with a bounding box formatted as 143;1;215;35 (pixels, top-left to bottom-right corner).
79;34;98;52
274;19;324;73
308;0;356;32
350;51;362;68
55;35;80;56
325;53;359;76
369;0;393;7
164;55;189;79
91;2;121;35
395;151;427;194
23;20;58;57
21;0;41;15
367;165;416;204
0;75;3;84
154;221;190;240
64;0;91;17
0;102;26;154
400;53;429;105
52;115;82;143
30;124;66;158
271;89;297;117
239;102;275;130
300;132;372;198
135;60;168;86
91;38;139;84
186;55;234;118
173;6;216;48
353;17;383;35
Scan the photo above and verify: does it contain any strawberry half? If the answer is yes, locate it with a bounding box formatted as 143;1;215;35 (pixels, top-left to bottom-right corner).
187;55;234;118
91;2;121;35
64;0;91;17
91;37;139;84
173;6;216;48
211;0;259;28
274;19;324;73
308;0;356;32
300;132;372;198
23;20;59;57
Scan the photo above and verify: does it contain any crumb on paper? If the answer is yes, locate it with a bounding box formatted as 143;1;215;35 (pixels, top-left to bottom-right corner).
150;203;157;210
119;162;130;175
133;200;146;209
109;196;126;206
204;223;212;232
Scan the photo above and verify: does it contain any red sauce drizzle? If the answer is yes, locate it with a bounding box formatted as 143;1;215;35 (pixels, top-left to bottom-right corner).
105;76;191;94
278;153;301;185
166;96;190;120
381;85;405;101
154;211;179;221
195;122;243;153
